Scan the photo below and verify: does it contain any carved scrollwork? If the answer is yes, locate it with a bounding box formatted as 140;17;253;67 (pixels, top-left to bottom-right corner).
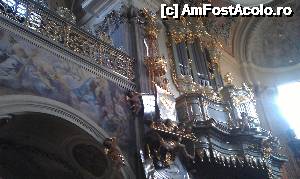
94;4;128;34
0;0;135;81
144;119;196;169
149;119;197;141
223;83;260;129
172;72;222;102
56;7;76;24
138;8;160;40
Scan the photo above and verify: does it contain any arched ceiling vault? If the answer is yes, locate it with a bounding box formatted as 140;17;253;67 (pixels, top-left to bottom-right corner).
230;0;274;7
234;0;299;69
233;0;300;85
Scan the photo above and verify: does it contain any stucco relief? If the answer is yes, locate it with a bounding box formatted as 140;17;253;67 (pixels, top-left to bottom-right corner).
0;29;132;148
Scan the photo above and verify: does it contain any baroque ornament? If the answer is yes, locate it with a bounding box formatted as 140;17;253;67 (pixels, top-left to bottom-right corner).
144;119;196;168
103;137;126;169
56;7;76;24
139;8;170;91
170;58;221;102
0;0;135;81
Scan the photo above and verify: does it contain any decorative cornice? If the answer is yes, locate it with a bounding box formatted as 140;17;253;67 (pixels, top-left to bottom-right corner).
0;15;136;91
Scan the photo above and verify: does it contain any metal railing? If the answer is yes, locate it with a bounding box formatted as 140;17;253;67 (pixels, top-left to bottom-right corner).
0;0;135;81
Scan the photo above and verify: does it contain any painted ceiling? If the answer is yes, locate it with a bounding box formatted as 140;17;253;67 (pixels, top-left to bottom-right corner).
247;4;300;68
229;0;274;6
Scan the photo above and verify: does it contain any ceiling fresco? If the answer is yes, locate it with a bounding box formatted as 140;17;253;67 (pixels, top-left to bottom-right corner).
229;0;274;6
247;5;300;68
205;0;237;55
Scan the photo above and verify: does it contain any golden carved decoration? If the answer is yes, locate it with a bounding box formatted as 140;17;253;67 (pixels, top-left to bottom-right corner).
144;56;168;91
169;58;222;102
261;136;280;178
262;136;280;160
224;72;234;85
211;150;267;169
169;30;185;44
166;15;224;51
149;119;197;141
0;0;135;81
56;7;76;24
140;9;170;92
103;137;125;169
140;8;159;40
144;57;167;77
222;83;260;127
165;16;224;102
230;83;257;114
97;31;113;45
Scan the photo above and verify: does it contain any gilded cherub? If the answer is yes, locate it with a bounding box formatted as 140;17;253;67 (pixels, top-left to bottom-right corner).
103;137;125;169
224;72;233;85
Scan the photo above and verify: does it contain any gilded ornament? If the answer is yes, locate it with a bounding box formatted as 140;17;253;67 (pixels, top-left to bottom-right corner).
103;137;126;169
0;0;135;81
224;72;233;85
56;7;76;24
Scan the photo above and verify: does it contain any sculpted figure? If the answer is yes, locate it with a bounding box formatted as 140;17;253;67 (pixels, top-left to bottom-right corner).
103;137;125;169
126;91;142;115
145;126;194;168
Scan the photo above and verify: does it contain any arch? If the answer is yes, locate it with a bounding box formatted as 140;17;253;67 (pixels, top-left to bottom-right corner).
232;0;300;85
0;94;135;179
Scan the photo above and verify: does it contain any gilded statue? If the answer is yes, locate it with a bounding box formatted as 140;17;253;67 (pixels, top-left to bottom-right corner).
126;91;142;115
145;119;196;168
224;72;233;85
103;137;125;169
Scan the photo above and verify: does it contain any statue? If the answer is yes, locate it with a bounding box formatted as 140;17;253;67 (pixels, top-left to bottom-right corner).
56;7;76;24
103;137;125;169
145;120;195;168
261;136;280;160
239;112;250;131
145;130;194;168
223;72;233;85
126;91;142;115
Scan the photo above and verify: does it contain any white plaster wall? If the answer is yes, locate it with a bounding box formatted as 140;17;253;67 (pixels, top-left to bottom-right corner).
242;63;300;87
219;49;245;87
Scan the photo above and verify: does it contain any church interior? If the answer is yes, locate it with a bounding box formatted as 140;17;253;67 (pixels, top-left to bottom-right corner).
0;0;299;178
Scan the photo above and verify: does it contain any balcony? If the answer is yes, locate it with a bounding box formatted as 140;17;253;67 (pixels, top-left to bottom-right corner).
0;0;135;83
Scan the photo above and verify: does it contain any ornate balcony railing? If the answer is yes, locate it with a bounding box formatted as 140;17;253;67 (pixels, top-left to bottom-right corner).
0;0;135;81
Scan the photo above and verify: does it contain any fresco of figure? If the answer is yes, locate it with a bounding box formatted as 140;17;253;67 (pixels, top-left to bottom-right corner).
0;29;133;150
0;51;23;90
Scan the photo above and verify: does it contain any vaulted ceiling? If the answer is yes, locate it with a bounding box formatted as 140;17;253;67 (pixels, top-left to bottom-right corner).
234;0;300;69
0;112;118;179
